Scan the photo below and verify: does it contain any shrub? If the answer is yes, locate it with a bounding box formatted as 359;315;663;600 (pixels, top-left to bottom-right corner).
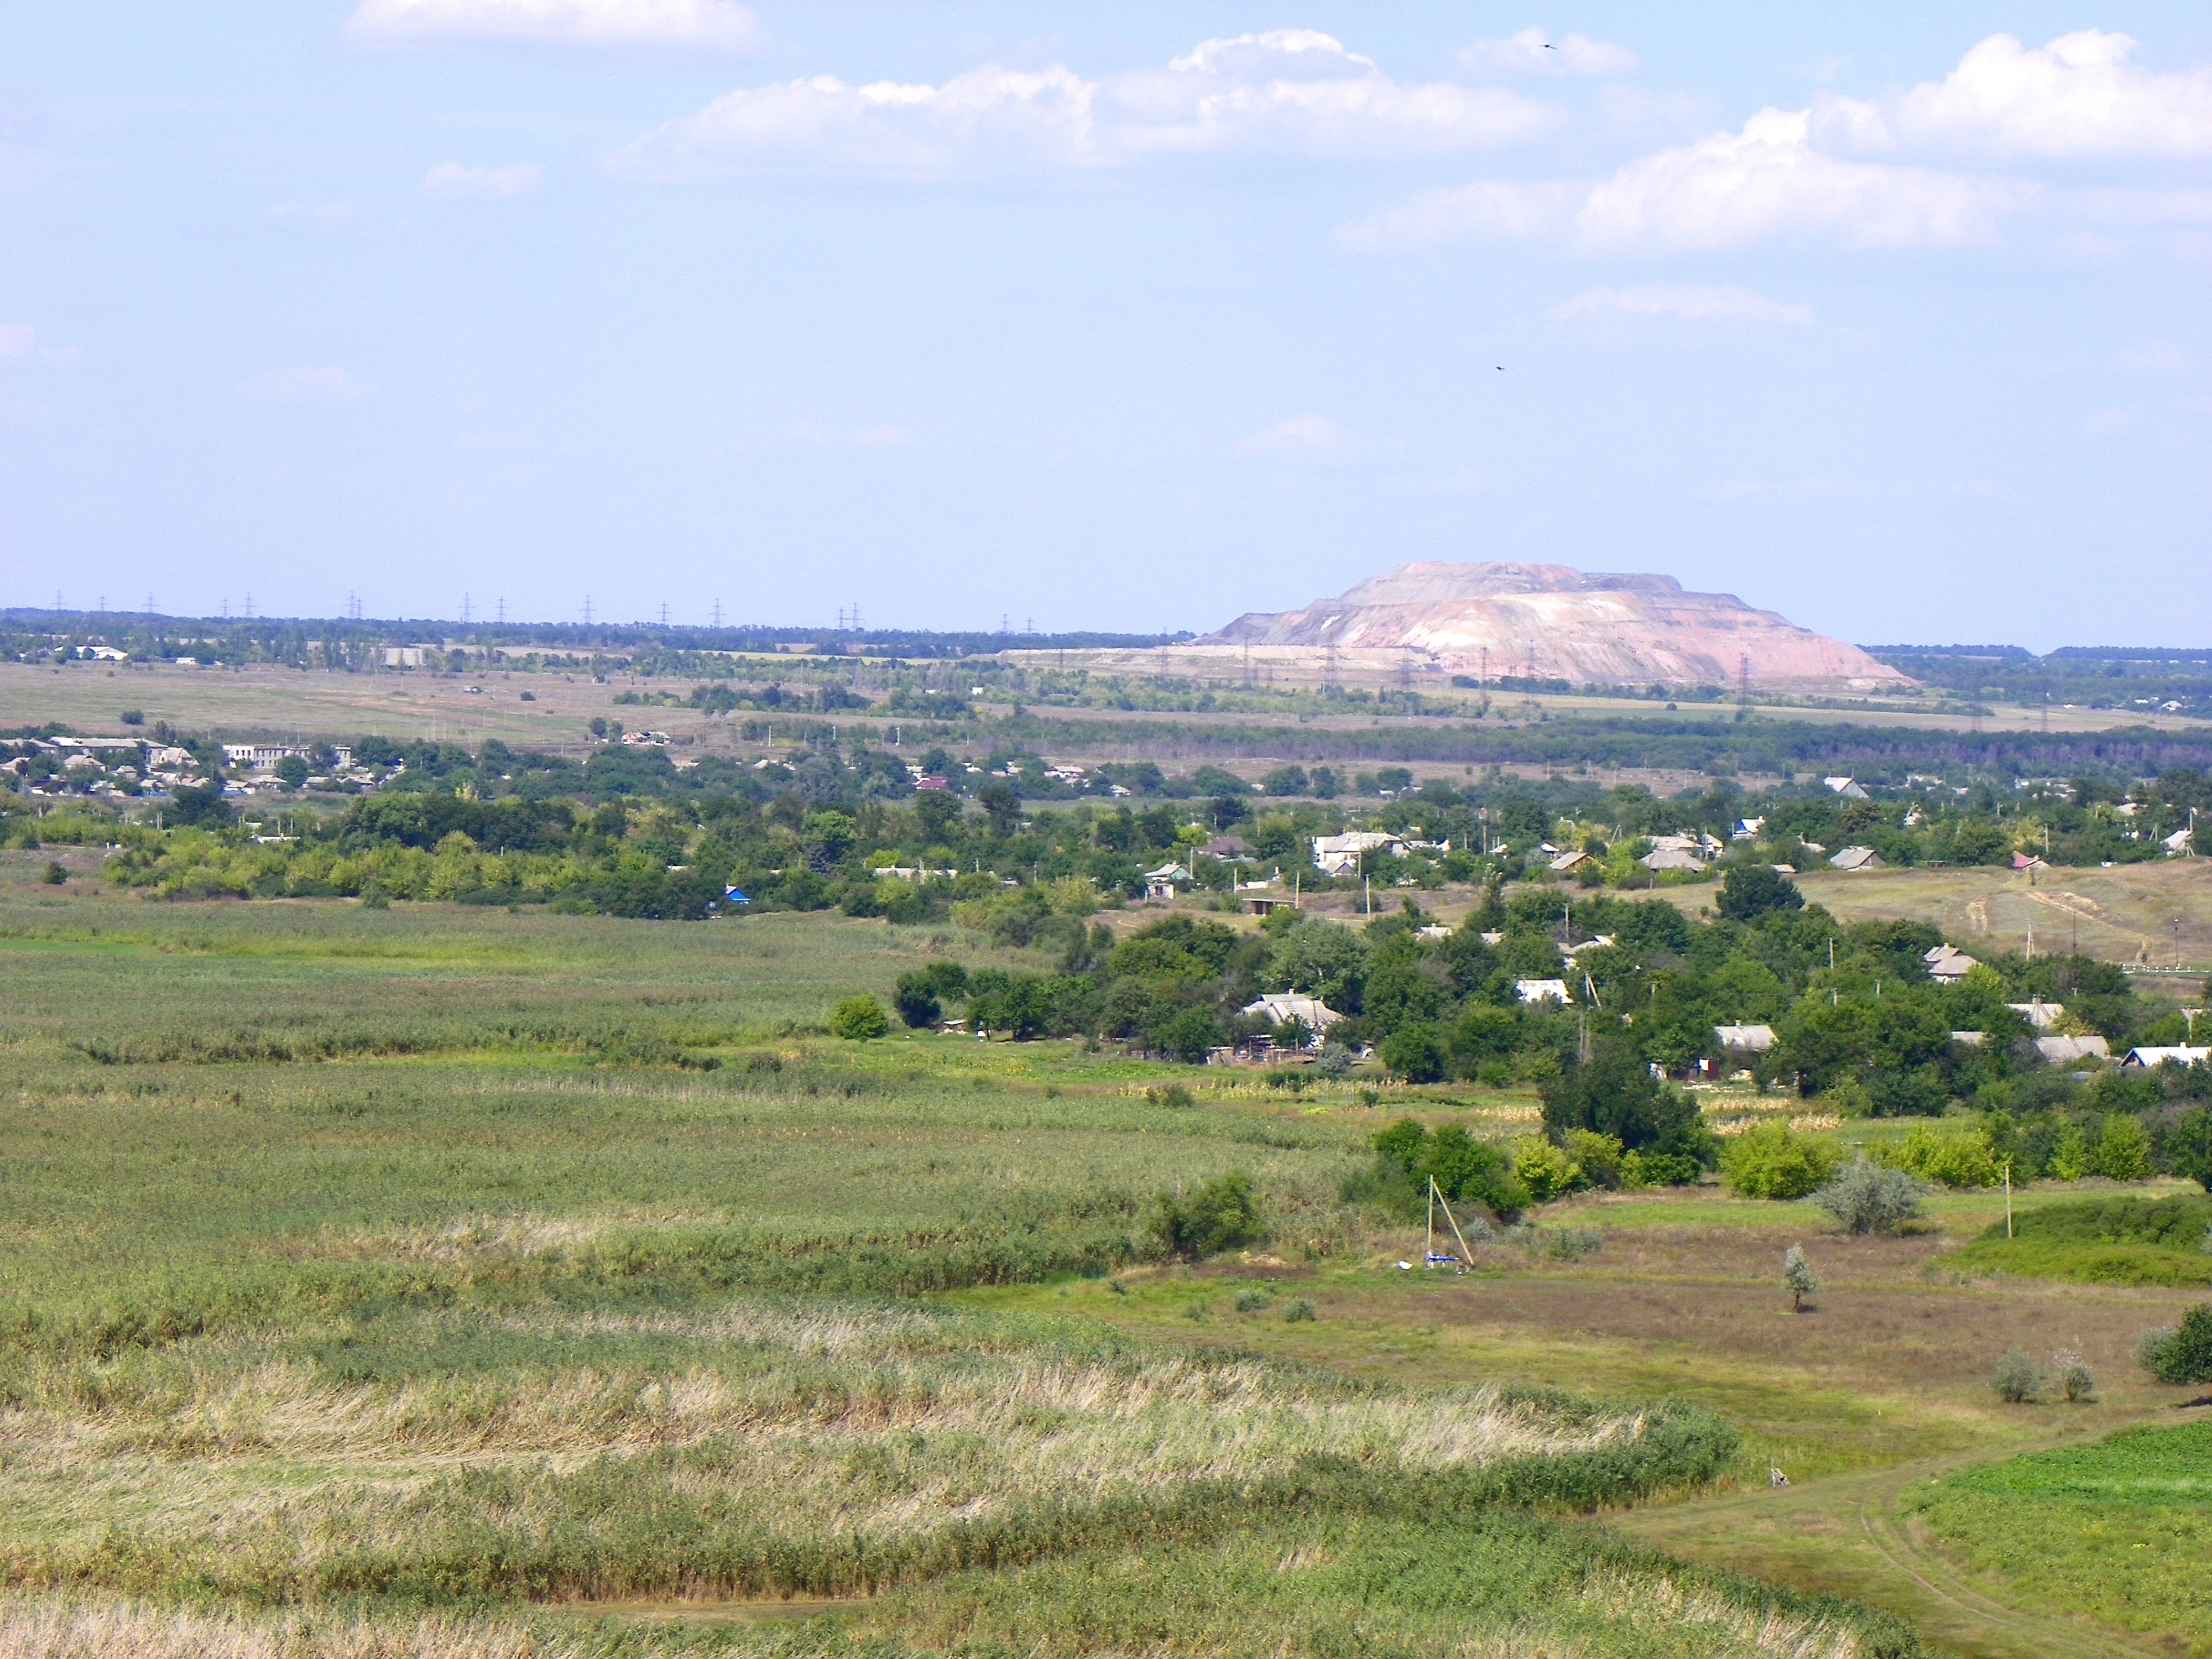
1621;1149;1703;1188
41;862;66;885
1542;1226;1602;1261
1990;1349;2042;1404
829;996;888;1040
1513;1138;1583;1203
2094;1114;2152;1182
1782;1244;1819;1312
2138;1303;2212;1385
1879;1124;1996;1190
1564;1130;1624;1189
1283;1298;1316;1322
1150;1170;1261;1262
1715;863;1803;922
2052;1350;2096;1402
1147;1083;1195;1110
1233;1287;1274;1313
1721;1123;1841;1199
1812;1157;1928;1235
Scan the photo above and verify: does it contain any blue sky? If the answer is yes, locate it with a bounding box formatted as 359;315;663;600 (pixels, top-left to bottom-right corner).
1;4;2206;647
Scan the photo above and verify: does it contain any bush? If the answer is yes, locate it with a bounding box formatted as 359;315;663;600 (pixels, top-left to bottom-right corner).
2138;1303;2212;1385
2094;1114;2152;1182
1879;1124;1996;1190
828;996;889;1041
1621;1149;1702;1188
2052;1350;2096;1402
892;971;942;1028
1513;1138;1583;1203
1233;1287;1274;1313
1812;1157;1929;1235
1147;1083;1195;1110
1990;1349;2042;1404
1283;1298;1316;1322
1159;1006;1222;1064
1150;1170;1261;1262
41;861;66;885
1564;1130;1624;1189
1721;1123;1842;1199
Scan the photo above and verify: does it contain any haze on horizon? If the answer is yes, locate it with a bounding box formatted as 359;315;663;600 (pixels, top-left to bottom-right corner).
0;3;2206;652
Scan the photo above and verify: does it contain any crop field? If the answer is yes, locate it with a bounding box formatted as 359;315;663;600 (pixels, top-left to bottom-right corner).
1;891;2208;1657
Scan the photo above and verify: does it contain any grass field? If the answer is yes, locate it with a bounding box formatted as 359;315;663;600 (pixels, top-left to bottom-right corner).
1;890;2208;1657
1900;1422;2211;1654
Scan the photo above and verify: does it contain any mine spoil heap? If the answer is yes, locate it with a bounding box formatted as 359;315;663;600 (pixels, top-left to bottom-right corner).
1204;562;1911;692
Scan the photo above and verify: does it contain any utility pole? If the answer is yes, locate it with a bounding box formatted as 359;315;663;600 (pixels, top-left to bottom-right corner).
583;595;593;627
461;592;471;625
712;599;723;627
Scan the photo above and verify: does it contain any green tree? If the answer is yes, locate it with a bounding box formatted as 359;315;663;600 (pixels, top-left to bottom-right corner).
1380;1022;1447;1083
829;996;888;1040
1541;1046;1714;1165
1159;1006;1223;1063
977;780;1020;838
1723;1123;1843;1199
1717;863;1804;922
2138;1304;2212;1385
2094;1114;2152;1182
1812;1157;1928;1235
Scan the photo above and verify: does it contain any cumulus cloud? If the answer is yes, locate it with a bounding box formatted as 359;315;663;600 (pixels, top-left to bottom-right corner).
613;30;1559;179
1575;108;2026;252
1347;108;2027;254
1239;414;1372;462
241;367;371;405
1548;284;1812;325
1814;31;2212;161
1457;28;1639;80
346;0;760;51
0;324;33;361
422;161;542;199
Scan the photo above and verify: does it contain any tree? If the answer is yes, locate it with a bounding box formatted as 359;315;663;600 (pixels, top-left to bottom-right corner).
912;789;963;844
1717;863;1804;922
2170;1106;2212;1192
1159;1006;1222;1063
1782;1244;1819;1312
892;972;942;1029
1541;1046;1714;1165
1150;1171;1261;1261
830;996;888;1040
977;780;1020;838
1380;1022;1447;1083
2094;1114;2152;1182
1811;1157;1928;1235
1262;916;1369;1008
274;754;309;787
165;783;233;828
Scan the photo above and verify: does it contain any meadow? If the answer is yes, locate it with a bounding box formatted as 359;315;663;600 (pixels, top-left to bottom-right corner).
1;889;2206;1657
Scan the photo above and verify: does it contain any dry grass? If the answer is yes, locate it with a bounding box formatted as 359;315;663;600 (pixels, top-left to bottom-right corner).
0;1597;575;1659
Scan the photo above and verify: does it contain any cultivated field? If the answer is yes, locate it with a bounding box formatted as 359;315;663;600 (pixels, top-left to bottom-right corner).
1;892;2207;1656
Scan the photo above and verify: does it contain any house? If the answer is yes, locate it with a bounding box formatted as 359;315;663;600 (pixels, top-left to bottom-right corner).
1515;978;1572;1005
1823;776;1871;800
2123;1045;2210;1069
2165;827;2194;855
2035;1034;2110;1065
1242;895;1299;917
1732;817;1765;841
1311;831;1405;876
381;646;425;667
1239;993;1343;1041
1416;924;1453;941
915;776;952;792
220;743;311;773
1640;848;1705;873
1550;849;1597;875
1142;861;1188;902
1829;847;1885;872
1201;836;1254;859
1951;1031;1987;1046
2011;852;2047;871
1923;944;1979;984
1713;1023;1777;1054
2007;998;2065;1030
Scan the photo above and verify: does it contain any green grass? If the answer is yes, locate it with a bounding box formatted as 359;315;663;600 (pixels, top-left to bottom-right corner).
1949;1191;2212;1286
1902;1422;2212;1653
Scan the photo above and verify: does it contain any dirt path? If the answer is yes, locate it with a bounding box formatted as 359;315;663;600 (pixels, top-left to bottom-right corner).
1613;1439;2171;1659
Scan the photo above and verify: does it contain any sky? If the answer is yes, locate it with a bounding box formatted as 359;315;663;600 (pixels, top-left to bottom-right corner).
1;3;2207;649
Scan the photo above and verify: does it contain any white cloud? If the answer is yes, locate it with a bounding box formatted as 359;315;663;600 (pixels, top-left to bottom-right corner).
422;162;542;199
1336;179;1580;252
241;367;371;405
1548;285;1812;325
614;31;1559;179
1239;414;1372;462
1814;31;2212;161
794;421;911;447
346;0;759;51
1576;108;2026;252
1457;28;1638;80
0;324;33;361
